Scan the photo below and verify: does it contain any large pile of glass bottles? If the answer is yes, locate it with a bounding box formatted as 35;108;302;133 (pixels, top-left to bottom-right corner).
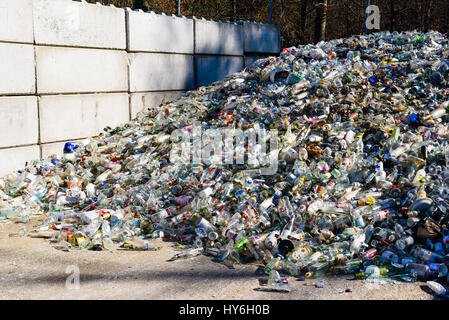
1;30;449;286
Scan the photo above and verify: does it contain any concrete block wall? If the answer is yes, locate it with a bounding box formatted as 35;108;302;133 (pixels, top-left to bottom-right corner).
242;21;281;54
0;0;280;176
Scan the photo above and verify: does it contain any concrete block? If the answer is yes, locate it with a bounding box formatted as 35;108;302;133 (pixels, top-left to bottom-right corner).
195;55;243;87
36;46;128;94
39;93;129;143
33;0;126;49
0;43;35;94
0;0;33;43
195;19;243;56
130;91;185;119
0;145;40;176
128;53;194;92
0;96;38;148
241;21;280;54
126;10;193;53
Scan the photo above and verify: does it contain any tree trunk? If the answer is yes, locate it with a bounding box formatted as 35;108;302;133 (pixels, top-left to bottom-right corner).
191;0;198;17
299;0;309;44
344;2;350;39
314;0;327;43
389;0;395;31
447;0;449;34
423;0;432;31
399;0;408;31
228;0;237;21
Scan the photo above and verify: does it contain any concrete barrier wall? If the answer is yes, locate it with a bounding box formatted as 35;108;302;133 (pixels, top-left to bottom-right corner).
36;46;129;94
0;96;38;148
0;0;280;176
34;0;126;49
0;0;34;44
242;21;281;54
194;18;243;56
196;56;244;87
126;10;193;54
0;43;36;95
128;53;194;91
39;93;130;143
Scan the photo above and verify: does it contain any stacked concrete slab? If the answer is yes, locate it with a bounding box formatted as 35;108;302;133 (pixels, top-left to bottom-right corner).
194;18;244;87
0;0;39;176
126;9;194;119
0;0;280;176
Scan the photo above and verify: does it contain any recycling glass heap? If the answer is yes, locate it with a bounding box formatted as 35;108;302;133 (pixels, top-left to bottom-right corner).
2;30;449;283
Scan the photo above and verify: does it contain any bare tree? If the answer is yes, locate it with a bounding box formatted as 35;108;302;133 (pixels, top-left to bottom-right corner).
423;0;433;31
389;0;395;31
447;0;449;33
227;0;237;21
299;0;309;44
314;0;328;43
